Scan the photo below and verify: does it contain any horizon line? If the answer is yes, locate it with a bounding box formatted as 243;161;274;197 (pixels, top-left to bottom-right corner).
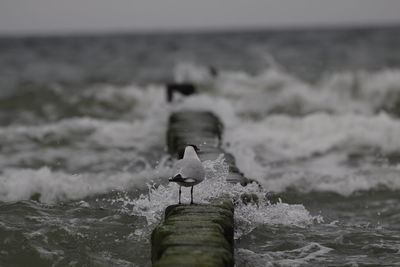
1;21;400;39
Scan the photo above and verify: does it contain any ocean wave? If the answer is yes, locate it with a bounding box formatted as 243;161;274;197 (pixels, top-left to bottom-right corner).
224;112;400;175
175;63;400;117
260;167;400;196
106;156;321;240
0;83;167;125
0;117;168;173
167;65;400;196
0;84;169;171
236;243;333;267
0;163;172;203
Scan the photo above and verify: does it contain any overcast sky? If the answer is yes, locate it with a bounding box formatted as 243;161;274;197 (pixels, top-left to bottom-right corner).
1;0;400;35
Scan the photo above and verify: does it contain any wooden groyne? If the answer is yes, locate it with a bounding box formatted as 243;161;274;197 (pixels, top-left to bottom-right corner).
151;111;252;267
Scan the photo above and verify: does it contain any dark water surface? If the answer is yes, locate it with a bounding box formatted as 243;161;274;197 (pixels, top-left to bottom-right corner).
1;27;400;266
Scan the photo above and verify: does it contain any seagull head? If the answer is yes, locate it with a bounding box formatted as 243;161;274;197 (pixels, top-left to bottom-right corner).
183;144;200;160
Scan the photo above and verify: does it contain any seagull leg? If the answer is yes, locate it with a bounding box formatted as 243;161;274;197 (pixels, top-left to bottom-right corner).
190;186;194;205
178;186;182;205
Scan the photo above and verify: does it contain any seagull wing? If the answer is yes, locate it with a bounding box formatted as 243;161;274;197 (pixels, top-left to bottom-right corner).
174;158;205;181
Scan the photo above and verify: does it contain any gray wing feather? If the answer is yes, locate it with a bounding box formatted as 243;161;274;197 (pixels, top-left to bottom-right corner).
174;159;205;181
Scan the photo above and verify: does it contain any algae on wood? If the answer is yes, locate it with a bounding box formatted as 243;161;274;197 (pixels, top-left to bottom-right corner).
152;200;234;267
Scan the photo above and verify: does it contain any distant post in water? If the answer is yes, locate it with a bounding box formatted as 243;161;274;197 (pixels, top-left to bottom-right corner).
166;83;197;102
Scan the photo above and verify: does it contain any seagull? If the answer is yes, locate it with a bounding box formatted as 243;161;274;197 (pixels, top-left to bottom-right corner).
169;144;205;204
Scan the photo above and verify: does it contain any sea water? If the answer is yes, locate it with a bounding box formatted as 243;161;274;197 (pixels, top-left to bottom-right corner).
1;27;400;266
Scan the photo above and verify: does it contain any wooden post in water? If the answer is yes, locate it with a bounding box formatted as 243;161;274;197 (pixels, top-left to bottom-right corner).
151;111;253;267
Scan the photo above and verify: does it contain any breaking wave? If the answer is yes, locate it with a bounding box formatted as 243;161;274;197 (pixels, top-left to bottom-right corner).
107;156;321;239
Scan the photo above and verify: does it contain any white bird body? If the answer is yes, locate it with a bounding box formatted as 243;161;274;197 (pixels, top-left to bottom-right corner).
169;145;205;204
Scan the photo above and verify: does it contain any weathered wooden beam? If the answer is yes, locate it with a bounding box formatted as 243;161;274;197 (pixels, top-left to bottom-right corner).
151;199;234;267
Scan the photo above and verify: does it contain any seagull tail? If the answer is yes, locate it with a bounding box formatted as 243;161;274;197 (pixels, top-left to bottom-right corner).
169;174;184;183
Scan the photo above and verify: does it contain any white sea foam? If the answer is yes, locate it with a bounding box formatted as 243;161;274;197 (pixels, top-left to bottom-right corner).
111;157;320;239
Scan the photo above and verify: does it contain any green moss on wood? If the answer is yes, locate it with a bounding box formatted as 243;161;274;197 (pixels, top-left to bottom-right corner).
152;201;234;267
